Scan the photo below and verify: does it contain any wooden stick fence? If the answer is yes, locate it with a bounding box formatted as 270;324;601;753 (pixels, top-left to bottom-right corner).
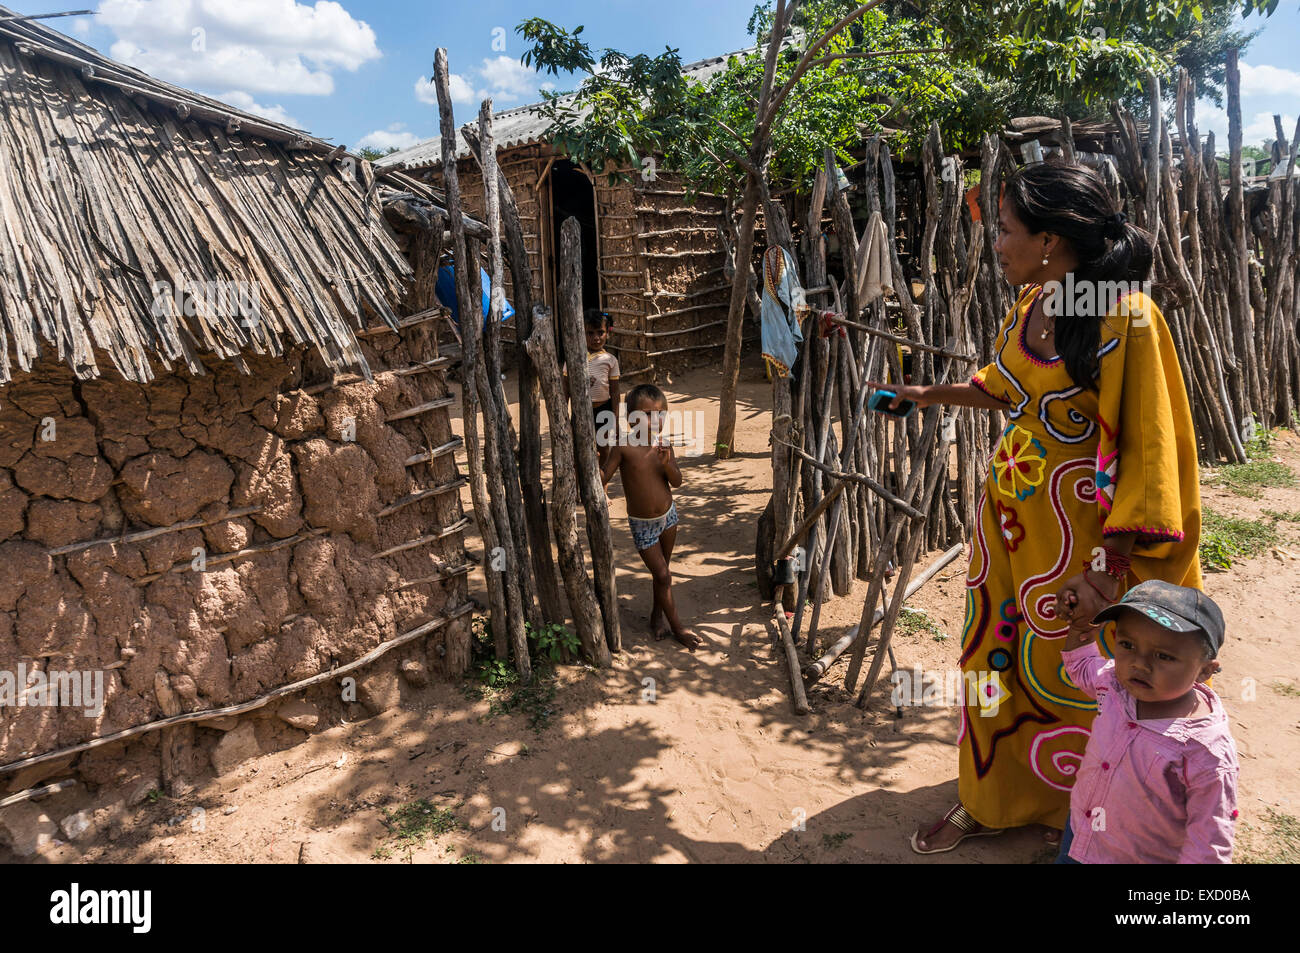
754;58;1300;715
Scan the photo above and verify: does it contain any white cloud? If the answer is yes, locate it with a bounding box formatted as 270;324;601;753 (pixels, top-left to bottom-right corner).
413;55;553;111
96;0;381;96
1195;101;1296;152
71;18;92;37
355;128;420;152
414;72;475;107
1239;63;1300;98
216;89;299;127
477;54;544;101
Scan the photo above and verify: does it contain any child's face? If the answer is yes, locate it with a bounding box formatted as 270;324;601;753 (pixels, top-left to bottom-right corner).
1109;610;1219;703
585;324;607;351
628;398;667;446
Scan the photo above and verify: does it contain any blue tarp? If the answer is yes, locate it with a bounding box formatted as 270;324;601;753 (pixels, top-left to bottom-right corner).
435;263;515;329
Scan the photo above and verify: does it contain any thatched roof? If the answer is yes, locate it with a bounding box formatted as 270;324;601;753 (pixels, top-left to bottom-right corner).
0;6;449;386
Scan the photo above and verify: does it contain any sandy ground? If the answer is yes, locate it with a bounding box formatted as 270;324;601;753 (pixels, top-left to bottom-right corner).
11;364;1300;864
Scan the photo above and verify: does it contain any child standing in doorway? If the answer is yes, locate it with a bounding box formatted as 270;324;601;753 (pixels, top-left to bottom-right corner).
584;309;619;469
601;384;702;651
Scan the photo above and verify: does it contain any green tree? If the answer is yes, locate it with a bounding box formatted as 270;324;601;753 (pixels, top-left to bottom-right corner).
516;0;1280;457
356;146;399;161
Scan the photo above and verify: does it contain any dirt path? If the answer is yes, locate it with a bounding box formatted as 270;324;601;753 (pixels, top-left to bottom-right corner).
17;365;1299;864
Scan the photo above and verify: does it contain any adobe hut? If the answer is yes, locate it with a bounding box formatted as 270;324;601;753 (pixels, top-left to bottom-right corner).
0;10;474;809
379;53;759;380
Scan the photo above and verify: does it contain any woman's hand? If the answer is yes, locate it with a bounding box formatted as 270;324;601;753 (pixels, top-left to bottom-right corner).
866;381;935;410
1054;569;1120;636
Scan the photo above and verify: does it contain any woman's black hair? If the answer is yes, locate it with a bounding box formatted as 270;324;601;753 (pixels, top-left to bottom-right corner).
1002;157;1154;389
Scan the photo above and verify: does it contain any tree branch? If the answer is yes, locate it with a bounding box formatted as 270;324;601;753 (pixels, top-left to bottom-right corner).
761;0;890;133
798;44;951;72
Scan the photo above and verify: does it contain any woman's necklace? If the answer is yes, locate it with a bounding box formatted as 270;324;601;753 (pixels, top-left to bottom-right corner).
1035;294;1055;340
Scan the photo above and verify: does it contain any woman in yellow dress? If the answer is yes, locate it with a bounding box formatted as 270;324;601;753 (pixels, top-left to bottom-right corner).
876;160;1202;853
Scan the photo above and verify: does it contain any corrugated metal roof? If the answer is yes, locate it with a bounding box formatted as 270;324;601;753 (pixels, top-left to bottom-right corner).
378;47;754;171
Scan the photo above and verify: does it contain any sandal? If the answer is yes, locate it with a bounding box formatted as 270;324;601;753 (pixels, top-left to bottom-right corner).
910;803;1004;855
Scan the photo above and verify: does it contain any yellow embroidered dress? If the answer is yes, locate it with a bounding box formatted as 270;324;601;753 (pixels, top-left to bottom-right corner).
960;283;1202;830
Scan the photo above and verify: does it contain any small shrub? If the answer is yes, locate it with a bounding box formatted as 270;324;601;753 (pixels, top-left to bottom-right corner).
896;606;943;639
374;799;462;861
527;621;580;664
1199;510;1279;571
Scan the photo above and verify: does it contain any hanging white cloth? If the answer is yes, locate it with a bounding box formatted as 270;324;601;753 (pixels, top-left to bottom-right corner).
853;211;893;304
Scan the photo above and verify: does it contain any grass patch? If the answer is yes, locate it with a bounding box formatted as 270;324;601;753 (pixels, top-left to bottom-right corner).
373;799;463;861
1202;424;1296;498
456;850;484;864
1198;510;1279;571
1264;508;1300;523
1236;808;1300;864
896;606;944;639
821;831;852;850
1270;681;1300;698
1213;459;1295;499
486;678;559;734
463;615;569;734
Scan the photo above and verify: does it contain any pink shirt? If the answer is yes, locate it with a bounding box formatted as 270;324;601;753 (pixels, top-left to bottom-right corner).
1061;642;1239;864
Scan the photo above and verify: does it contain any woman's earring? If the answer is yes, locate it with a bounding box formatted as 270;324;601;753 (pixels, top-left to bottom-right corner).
1041;255;1049;266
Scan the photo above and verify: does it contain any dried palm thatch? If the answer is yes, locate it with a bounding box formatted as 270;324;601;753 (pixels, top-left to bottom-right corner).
0;6;447;385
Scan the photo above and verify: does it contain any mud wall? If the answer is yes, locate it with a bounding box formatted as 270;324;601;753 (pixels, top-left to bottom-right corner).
0;324;469;796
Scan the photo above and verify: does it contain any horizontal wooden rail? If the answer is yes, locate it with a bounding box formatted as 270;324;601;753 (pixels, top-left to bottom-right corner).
0;602;476;776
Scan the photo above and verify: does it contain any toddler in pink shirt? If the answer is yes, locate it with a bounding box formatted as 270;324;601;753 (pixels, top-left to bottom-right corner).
1057;579;1239;864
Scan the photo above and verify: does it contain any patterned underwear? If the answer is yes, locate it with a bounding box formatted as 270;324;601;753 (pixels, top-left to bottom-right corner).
628;502;678;551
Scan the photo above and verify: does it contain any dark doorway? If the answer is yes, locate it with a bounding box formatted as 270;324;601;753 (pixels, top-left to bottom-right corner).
549;159;600;311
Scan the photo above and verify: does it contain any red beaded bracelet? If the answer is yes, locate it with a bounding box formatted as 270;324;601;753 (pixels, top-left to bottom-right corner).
1093;545;1131;579
1081;561;1117;604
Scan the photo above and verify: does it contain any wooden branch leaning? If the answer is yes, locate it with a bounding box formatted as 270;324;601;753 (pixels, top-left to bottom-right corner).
776;480;846;561
47;506;263;557
404;436;464;467
775;438;923;519
774;584;811;715
803;543;963;684
825;314;977;363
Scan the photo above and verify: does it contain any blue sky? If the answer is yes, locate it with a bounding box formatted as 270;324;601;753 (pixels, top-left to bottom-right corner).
25;0;1300;155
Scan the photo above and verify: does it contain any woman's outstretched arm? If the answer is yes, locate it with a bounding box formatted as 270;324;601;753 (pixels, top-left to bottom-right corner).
866;381;1010;412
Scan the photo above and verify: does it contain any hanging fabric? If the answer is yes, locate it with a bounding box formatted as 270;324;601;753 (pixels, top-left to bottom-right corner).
760;245;808;378
853;211;893;305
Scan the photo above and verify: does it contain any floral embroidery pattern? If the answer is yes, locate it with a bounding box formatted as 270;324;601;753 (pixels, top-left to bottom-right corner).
992;424;1047;501
995;501;1025;552
1095;448;1118;513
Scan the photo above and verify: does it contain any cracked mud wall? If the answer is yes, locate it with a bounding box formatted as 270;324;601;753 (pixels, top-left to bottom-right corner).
0;328;469;794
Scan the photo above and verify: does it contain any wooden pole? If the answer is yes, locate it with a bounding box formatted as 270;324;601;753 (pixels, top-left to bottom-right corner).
461;125;565;626
774;585;811;715
433;49;518;668
715;0;789;459
525;304;612;666
478;101;541;663
558;217;623;654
